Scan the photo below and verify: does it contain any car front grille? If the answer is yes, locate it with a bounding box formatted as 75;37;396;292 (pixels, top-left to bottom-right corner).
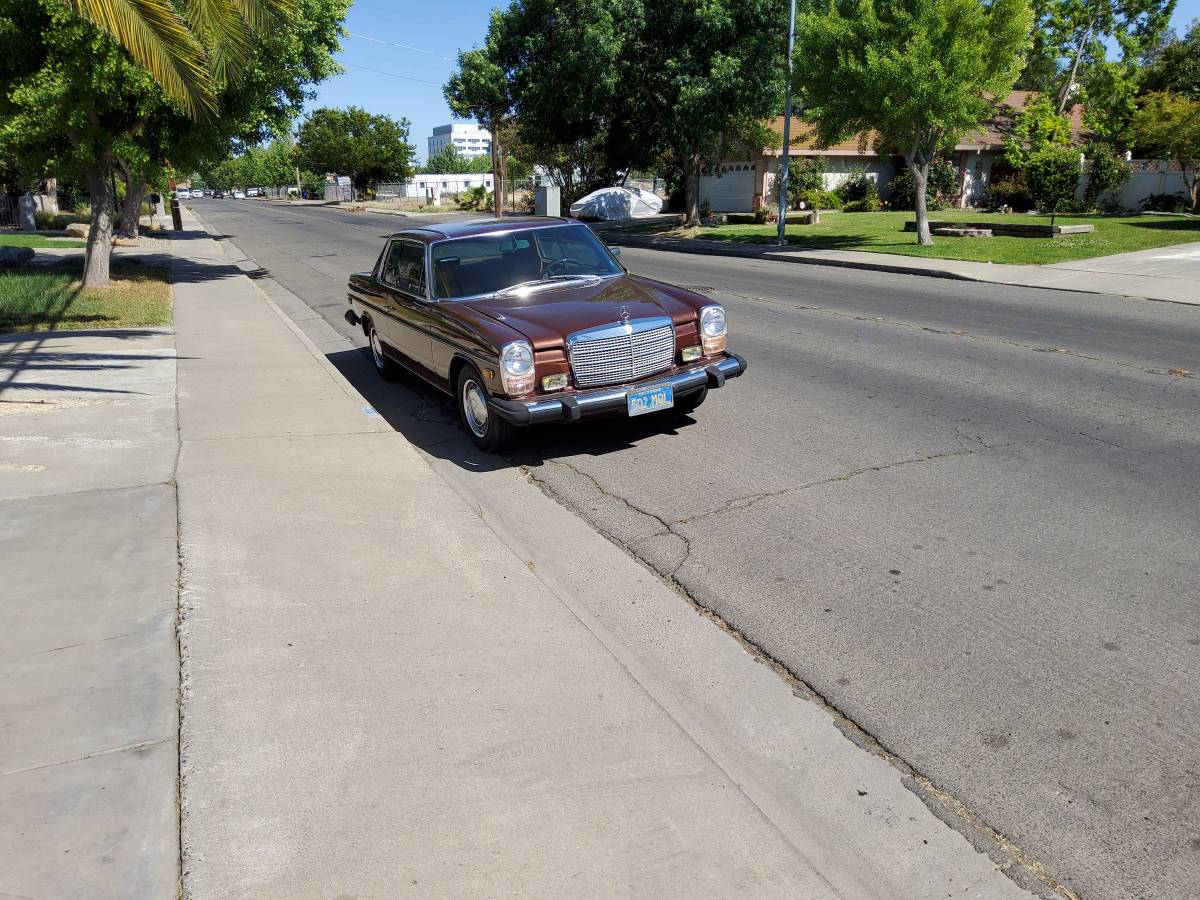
567;317;676;388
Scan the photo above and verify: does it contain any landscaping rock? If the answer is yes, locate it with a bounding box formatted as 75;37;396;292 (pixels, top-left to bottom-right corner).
0;246;35;267
933;227;993;237
64;222;90;239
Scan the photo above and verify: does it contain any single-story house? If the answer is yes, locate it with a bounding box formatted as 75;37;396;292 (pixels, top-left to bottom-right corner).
700;91;1087;212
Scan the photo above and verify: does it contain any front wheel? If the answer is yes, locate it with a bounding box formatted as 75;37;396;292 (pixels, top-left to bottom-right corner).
457;367;518;453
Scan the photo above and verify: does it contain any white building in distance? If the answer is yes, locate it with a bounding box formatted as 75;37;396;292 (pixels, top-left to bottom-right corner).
428;123;492;159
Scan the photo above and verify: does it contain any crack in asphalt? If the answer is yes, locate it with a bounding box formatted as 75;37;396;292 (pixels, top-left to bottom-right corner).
672;442;1013;530
521;443;1080;899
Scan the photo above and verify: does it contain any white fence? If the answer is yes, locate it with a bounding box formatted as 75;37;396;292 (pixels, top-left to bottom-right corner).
1078;159;1192;210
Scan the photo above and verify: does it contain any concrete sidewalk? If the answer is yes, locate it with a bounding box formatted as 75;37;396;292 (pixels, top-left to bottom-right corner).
602;231;1200;305
0;327;180;897
173;209;1043;898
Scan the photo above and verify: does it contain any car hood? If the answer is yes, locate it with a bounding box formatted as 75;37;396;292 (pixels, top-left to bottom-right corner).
462;275;701;350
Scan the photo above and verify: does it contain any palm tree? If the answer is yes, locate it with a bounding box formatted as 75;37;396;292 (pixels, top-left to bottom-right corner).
65;0;285;119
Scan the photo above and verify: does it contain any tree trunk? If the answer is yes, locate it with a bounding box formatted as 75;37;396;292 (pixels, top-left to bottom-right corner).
490;130;503;219
1186;166;1199;213
119;176;145;240
82;155;115;288
1058;19;1094;114
910;161;933;246
45;177;59;214
682;152;702;227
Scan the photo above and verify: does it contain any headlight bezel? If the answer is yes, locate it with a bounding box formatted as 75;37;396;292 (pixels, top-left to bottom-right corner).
499;340;536;395
699;304;727;355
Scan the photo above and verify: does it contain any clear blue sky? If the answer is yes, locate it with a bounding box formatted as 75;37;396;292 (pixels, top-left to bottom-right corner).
308;0;1200;164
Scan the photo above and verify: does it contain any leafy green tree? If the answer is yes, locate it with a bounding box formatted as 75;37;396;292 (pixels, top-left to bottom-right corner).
423;146;488;174
1133;92;1200;209
794;0;1033;244
0;0;344;284
618;1;788;225
0;1;168;285
1030;0;1177;113
1003;94;1075;168
445;15;516;219
297;106;414;195
1025;144;1081;221
1081;140;1132;207
1141;19;1200;98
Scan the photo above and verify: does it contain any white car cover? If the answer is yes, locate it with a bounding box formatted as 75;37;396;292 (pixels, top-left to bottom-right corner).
570;186;663;220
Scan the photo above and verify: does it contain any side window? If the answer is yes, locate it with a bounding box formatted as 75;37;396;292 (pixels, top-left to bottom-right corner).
399;243;426;296
379;242;426;297
378;242;404;287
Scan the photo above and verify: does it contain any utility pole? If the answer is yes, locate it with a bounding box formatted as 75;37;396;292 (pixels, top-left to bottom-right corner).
776;0;797;246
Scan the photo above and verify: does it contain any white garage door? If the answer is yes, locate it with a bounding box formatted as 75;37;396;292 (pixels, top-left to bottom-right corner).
700;163;757;212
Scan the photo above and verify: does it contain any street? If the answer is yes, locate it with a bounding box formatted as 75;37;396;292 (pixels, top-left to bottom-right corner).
193;197;1200;898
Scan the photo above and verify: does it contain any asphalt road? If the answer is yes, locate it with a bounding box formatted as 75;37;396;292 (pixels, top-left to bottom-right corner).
192;198;1200;899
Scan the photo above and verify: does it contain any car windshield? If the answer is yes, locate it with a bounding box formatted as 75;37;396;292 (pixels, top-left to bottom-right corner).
430;223;622;300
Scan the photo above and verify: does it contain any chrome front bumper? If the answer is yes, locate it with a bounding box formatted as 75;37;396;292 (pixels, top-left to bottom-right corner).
488;353;747;426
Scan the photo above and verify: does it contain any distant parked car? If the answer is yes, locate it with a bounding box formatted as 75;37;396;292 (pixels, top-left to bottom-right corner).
232;190;245;199
345;218;745;452
246;187;261;198
212;189;225;199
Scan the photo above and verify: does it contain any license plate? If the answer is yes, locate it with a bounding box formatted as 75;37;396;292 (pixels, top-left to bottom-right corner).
626;384;674;417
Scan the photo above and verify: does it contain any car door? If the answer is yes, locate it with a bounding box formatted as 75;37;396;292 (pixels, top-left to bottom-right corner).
378;240;435;370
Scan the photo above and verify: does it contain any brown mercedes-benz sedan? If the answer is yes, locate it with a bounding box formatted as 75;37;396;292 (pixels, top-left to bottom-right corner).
345;217;746;451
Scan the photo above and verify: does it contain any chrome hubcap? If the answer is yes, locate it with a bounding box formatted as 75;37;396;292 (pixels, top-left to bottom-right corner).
463;379;489;437
370;327;384;368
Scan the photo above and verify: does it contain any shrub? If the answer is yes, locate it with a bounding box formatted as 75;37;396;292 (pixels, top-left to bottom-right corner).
981;177;1034;211
795;189;842;209
1025;145;1082;220
456;185;493;211
1082;143;1132;210
888;158;959;210
842;176;880;211
753;205;771;224
1141;192;1191;212
785;157;825;207
842;195;881;212
699;199;713;218
34;210;91;230
838;170;875;203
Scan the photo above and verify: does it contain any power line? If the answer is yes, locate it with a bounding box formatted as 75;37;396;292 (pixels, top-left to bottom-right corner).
340;62;446;87
345;30;455;63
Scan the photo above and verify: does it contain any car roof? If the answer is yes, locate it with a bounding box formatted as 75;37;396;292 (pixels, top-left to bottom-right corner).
388;217;575;244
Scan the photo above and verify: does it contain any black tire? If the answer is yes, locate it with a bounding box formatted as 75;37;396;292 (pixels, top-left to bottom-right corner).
674;386;708;416
456;366;518;453
366;320;400;381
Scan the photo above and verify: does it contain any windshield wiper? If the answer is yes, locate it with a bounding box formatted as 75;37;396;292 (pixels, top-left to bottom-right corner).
493;274;601;298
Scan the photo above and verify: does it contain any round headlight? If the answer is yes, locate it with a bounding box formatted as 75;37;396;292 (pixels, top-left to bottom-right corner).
700;305;727;337
501;341;534;376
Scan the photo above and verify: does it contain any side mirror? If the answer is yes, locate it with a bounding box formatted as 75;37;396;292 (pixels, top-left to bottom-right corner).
609;246;621;258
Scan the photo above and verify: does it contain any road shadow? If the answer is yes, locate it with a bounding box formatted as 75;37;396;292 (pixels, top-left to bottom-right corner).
323;346;702;474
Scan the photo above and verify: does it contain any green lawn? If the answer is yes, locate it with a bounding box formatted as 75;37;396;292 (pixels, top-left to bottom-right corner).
0;232;86;248
0;262;172;332
624;211;1200;265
